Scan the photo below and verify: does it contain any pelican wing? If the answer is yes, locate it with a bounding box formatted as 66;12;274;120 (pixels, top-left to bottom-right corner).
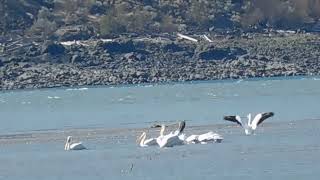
197;132;214;142
70;142;86;150
157;133;184;148
251;112;274;130
144;138;158;146
166;135;184;147
223;115;242;126
198;132;223;143
186;134;199;144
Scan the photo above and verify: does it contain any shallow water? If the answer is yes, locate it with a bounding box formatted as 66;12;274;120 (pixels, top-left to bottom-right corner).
1;76;320;133
0;77;320;180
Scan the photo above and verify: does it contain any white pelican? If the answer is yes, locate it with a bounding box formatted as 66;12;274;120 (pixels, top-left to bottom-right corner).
223;112;274;135
64;136;86;150
156;121;186;148
186;131;223;144
136;132;158;147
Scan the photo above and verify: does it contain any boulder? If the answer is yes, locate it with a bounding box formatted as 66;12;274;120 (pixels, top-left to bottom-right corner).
102;40;135;53
89;1;106;15
54;25;94;41
41;41;65;56
197;46;247;61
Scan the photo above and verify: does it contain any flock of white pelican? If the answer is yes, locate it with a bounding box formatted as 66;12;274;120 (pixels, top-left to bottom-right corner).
64;112;274;150
136;121;224;148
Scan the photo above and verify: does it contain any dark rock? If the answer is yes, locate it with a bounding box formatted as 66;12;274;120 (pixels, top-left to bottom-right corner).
282;55;290;61
162;43;184;52
198;48;230;60
197;46;247;61
54;25;94;41
89;2;106;15
102;40;135;53
212;15;235;29
26;45;41;57
41;41;65;56
121;52;146;62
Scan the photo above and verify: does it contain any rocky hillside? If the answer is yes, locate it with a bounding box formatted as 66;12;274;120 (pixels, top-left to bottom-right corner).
1;0;320;90
1;0;320;37
1;31;320;90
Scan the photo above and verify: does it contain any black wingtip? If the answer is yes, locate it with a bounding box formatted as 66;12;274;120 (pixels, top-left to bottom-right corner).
265;112;275;117
223;116;234;121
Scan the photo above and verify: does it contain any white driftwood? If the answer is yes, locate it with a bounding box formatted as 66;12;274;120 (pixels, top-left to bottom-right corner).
77;41;89;47
177;33;198;42
61;39;113;46
202;35;213;42
60;40;77;46
101;39;113;42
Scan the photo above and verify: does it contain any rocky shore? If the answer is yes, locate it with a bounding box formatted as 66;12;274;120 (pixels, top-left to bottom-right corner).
1;31;320;90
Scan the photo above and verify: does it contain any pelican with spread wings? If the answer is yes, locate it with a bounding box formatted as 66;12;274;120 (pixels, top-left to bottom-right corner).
224;112;274;135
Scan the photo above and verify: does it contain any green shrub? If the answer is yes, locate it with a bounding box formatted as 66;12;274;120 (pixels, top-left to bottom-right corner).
240;0;320;28
159;15;177;33
27;7;57;39
99;9;125;35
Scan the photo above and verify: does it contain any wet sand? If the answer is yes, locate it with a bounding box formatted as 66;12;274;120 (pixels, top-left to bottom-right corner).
1;118;318;147
1;119;320;180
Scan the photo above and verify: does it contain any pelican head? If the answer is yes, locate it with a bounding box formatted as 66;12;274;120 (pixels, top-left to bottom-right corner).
160;124;166;136
178;120;186;134
67;136;72;143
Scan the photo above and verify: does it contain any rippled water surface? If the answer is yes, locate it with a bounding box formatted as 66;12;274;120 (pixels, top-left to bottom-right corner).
0;77;320;180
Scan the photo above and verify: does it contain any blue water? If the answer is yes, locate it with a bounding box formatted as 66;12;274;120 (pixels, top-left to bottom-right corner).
0;76;320;180
1;76;320;133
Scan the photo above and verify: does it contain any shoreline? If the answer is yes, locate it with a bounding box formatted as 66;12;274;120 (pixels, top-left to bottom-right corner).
1;32;320;90
0;74;319;93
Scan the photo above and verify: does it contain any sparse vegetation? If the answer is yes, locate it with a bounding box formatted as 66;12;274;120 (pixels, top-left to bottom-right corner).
241;0;320;28
53;0;96;25
2;1;320;91
159;15;178;33
188;0;211;27
99;8;125;35
27;7;57;40
1;0;320;38
0;1;5;35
